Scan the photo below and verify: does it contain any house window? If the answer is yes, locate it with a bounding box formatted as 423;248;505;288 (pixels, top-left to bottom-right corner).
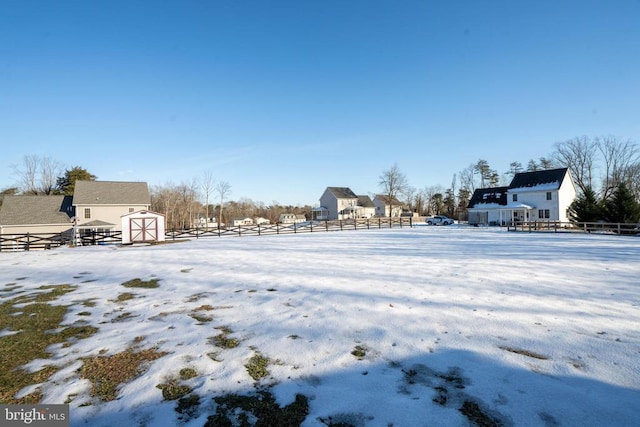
84;208;91;219
538;209;550;219
546;192;552;200
512;194;518;202
129;207;134;213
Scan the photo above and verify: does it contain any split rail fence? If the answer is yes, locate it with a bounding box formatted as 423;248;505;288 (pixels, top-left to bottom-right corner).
0;217;414;252
506;221;639;235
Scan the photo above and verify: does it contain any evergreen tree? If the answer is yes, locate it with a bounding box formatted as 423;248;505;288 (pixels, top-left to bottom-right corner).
604;182;640;223
56;167;97;196
568;187;603;222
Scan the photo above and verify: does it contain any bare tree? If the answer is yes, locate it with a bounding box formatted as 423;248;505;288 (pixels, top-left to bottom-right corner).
596;136;639;200
379;163;408;218
552;137;597;195
459;163;478;194
423;185;444;216
201;170;215;223
215;181;232;226
13;154;65;195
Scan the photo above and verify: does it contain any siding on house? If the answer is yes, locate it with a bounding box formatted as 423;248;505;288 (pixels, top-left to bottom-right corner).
73;181;150;231
319;187;359;220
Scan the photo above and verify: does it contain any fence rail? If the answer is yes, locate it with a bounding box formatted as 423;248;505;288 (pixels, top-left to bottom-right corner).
1;217;414;252
506;221;640;235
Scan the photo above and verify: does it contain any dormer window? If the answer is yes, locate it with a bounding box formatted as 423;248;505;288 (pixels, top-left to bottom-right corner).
84;208;91;219
512;194;518;202
546;192;552;200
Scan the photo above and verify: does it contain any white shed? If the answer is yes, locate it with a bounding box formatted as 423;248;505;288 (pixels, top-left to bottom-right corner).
121;210;166;244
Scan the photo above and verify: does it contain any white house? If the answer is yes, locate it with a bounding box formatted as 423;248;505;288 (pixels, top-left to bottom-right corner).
356;195;376;218
468;168;577;226
254;217;271;225
229;217;254;226
373;194;404;217
318;187;360;220
278;213;306;224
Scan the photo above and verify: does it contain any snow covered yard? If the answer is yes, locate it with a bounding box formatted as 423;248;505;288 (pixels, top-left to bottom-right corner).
1;226;639;426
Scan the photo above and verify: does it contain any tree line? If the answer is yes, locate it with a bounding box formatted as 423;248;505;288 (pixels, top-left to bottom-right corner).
3;135;640;227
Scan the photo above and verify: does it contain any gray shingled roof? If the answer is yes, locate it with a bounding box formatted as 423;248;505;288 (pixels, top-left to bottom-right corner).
357;195;375;208
375;194;403;205
508;168;568;190
73;181;150;205
0;195;73;225
327;187;358;199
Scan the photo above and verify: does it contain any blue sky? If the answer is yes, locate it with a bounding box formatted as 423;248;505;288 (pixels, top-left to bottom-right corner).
2;1;639;205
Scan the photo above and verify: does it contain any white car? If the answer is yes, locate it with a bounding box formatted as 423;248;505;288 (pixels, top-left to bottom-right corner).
426;215;455;226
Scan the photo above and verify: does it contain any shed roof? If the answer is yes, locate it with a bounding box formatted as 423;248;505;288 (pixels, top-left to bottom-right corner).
73;181;150;205
0;195;73;225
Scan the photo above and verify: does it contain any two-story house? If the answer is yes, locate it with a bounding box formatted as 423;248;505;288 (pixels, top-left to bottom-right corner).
318;187;360;220
468;168;577;226
73;181;151;238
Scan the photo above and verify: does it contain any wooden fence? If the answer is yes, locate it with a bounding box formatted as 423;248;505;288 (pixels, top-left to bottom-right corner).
0;217;414;252
506;221;640;235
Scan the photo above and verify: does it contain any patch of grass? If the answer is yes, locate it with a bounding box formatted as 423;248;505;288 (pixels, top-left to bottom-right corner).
179;367;197;380
176;394;200;417
194;304;214;311
351;345;367;360
0;284;86;404
288;334;301;340
113;292;135;303
190;313;213;323
80;347;168;402
121;278;159;289
245;352;271;381
82;299;97;307
207;351;222;362
112;312;137;322
498;346;548;360
459;400;503;427
206;391;308;427
157;379;192;401
209;327;240;349
77;311;91;316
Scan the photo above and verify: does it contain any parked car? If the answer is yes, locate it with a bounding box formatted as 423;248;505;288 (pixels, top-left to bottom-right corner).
426;215;455;226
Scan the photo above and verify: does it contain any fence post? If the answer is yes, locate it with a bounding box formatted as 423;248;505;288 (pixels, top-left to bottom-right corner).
258;224;261;236
340;220;343;231
325;221;328;232
618;223;621;234
310;221;313;232
26;233;30;251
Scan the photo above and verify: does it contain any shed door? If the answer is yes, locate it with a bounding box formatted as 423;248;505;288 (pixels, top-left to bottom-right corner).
129;217;158;242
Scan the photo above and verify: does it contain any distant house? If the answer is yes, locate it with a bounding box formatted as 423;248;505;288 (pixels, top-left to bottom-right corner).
318;187;360;220
279;213;306;224
467;168;577;226
356;195;376;218
73;181;151;238
373;194;404;217
0;195;74;236
229;217;254;226
254;217;271;225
